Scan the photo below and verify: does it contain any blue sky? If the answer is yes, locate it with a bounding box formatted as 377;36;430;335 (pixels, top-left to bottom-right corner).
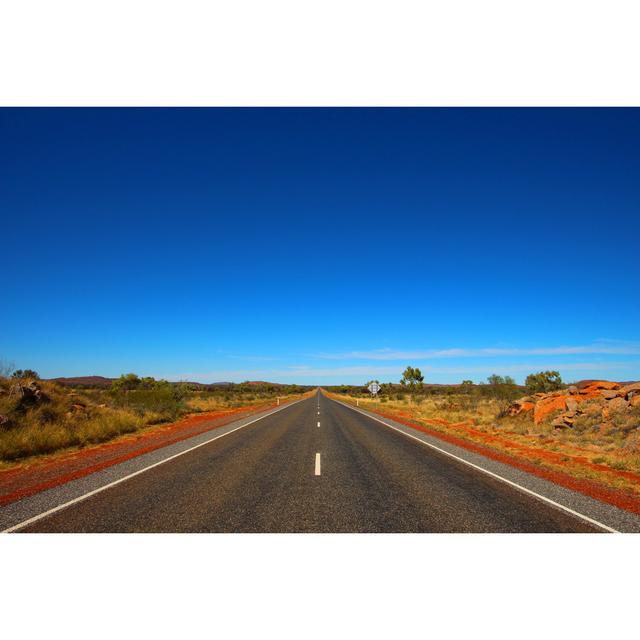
1;108;639;385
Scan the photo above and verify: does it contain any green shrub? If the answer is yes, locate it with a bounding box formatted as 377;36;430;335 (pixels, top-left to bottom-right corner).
11;369;40;380
525;370;563;394
111;387;184;421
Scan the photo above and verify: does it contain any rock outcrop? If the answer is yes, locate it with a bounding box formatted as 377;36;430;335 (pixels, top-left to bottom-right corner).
507;380;639;428
10;381;50;407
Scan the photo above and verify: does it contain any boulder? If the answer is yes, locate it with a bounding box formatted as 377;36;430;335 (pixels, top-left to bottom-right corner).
580;380;621;392
577;388;605;401
534;395;569;424
600;389;620;400
551;415;571;429
582;398;605;416
10;381;49;406
620;382;640;398
602;397;629;420
608;396;629;412
565;397;579;413
567;385;578;394
507;399;535;416
630;395;640;408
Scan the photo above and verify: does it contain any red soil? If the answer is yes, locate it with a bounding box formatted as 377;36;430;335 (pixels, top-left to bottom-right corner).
0;402;281;507
363;406;640;516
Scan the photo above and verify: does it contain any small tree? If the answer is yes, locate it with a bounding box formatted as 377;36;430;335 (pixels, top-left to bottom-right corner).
486;373;519;403
401;366;424;390
461;380;474;393
111;373;142;392
525;370;563;394
487;374;516;387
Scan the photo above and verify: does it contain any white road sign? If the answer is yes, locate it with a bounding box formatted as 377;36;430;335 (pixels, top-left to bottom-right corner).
368;382;381;396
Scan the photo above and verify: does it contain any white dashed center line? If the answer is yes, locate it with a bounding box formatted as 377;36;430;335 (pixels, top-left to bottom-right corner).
315;453;321;476
317;421;320;427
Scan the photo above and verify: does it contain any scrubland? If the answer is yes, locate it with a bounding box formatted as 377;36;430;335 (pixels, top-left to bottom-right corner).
328;382;640;498
0;375;307;465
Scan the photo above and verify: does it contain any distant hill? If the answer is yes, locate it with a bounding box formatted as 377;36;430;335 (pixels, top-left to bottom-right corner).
574;379;639;388
49;376;114;388
175;380;286;388
47;377;289;389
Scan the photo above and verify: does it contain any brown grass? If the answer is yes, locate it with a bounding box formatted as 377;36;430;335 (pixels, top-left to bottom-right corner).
0;377;304;464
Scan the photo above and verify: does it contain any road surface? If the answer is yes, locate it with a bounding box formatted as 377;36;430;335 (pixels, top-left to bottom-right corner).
6;391;615;532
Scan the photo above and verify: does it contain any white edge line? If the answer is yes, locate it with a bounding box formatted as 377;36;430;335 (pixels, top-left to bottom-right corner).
2;398;306;533
333;398;619;533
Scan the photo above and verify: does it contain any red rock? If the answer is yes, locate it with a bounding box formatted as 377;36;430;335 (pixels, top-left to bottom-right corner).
580;380;621;392
620;382;640;397
534;395;569;424
566;398;579;412
602;397;629;419
577;389;603;401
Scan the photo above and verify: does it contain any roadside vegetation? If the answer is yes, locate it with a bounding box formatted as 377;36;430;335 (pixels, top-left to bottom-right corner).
0;367;308;465
326;367;640;499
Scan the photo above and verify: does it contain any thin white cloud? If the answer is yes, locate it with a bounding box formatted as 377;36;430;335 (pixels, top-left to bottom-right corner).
225;354;281;361
314;343;640;361
171;360;636;383
174;365;402;380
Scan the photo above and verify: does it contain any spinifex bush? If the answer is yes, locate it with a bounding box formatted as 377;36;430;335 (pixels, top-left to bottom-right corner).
0;378;145;461
0;410;144;461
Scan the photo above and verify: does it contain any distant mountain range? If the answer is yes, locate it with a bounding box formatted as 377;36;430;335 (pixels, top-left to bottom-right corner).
48;376;288;388
49;376;114;388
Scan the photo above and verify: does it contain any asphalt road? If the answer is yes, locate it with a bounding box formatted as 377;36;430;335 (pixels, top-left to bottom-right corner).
20;391;601;532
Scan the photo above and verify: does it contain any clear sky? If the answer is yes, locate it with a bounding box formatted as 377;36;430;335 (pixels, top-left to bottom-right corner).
2;108;639;385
